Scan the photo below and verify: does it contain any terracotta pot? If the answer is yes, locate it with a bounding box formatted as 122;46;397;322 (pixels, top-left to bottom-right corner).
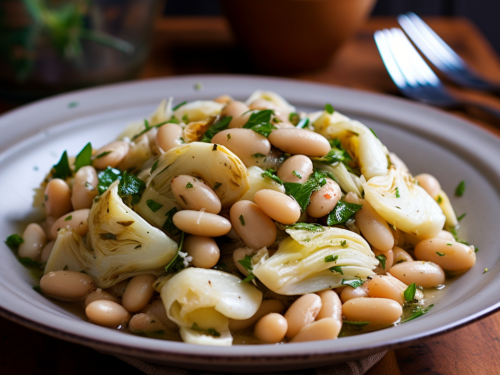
220;0;376;73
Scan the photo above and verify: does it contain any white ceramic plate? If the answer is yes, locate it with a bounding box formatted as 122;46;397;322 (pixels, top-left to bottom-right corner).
1;75;499;372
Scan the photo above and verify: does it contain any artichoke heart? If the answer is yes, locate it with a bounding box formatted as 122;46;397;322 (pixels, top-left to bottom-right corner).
313;110;389;181
173;100;224;123
245;90;296;116
136;142;249;228
161;268;262;346
363;167;446;239
56;180;178;288
252;227;378;295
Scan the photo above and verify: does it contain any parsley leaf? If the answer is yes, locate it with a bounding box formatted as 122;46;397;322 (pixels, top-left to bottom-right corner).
146;199;163;212
395;187;400;198
325;103;335;114
436;252;445;256
341;278;364;288
437;195;443;204
173;101;187;111
343;321;370;327
457;213;466;221
296;118;310;129
213;182;222;190
97;167;122;195
212;262;228;271
201;116;232;142
191;323;221;337
239;214;246;226
186;182;194;189
5;234;23;249
118;172;146;205
238;254;255;283
325;255;338;263
330;266;343;275
376;254;387;270
369;128;378;138
19;257;43;268
95;151;112;159
326;201;363;226
289;113;300;126
455;181;466;196
74;143;92;172
243;109;276;137
261;169;284;185
162;207;181;237
279;222;324;232
150;160;159;174
164;232;188;275
401;304;434;323
52;151;72;180
292;170;302;178
284;170;327;211
404;283;417;302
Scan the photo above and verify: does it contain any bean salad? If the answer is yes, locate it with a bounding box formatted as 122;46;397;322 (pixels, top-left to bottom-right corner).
5;91;476;345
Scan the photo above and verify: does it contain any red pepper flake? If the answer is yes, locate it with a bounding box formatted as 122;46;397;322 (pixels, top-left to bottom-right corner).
324;194;332;199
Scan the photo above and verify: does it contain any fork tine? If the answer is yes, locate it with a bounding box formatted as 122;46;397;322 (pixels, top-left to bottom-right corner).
399;12;465;71
390;28;441;87
374;30;408;89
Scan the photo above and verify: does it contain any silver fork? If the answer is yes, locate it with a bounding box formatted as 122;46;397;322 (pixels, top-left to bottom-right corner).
398;12;500;93
374;28;500;121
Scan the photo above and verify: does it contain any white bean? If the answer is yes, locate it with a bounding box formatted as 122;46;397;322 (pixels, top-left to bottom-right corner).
389;261;445;288
40;271;96;302
228;299;285;331
291;318;342;342
306;178;341;218
173;210;231;237
156;124;184;153
171;175;221;214
212;129;271;167
355;201;394;251
254;189;301;224
18;223;47;261
284;294;322;338
268;129;330;157
92;141;129;170
184;235;220;269
45;179;72;218
254;313;288;343
71;166;98;210
230;200;276;249
277;155;313;184
414;238;476;272
85;300;130;328
50;209;90;239
342;298;402;325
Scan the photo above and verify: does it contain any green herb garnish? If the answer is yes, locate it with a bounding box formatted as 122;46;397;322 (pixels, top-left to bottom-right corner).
330;266;343;275
437;196;443;204
261;169;284;185
455;181;465;196
284;170;328;211
5;234;23;249
186;182;194;189
164;232;188;275
172;101;187;111
436;252;445;256
326;201;363;226
343;321;370;327
97;167;122;195
213;182;222;190
200;116;232;142
191;323;221;337
239;214;246;226
376;254;387;269
251;153;266;158
74;142;92;172
404;283;417;302
162;207;181;236
325;103;335;114
395;187;400;198
325;255;338;263
292;170;302;179
401;304;434;323
52;151;72;180
19;258;43;268
278;222;324;232
64;215;72;221
243;109;277;137
146;199;163;212
296;118;310;129
118;172;146;205
457;213;466;221
150;160;159;174
238;254;255;283
341;278;364;288
95;151;112;159
289;113;300;126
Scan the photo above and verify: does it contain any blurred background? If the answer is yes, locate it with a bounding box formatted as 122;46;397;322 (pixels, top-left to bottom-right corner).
1;0;499;100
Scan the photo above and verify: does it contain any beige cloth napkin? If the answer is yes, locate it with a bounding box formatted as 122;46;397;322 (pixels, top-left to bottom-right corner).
103;351;387;375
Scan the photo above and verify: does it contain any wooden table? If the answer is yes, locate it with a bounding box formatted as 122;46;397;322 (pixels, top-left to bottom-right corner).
2;16;500;375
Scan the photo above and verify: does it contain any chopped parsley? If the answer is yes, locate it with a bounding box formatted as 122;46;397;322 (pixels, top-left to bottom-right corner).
165;232;187;275
325;255;338;263
5;234;23;249
292;170;302;179
97;167;122;195
289;113;300;126
200;116;232;142
52;151;72;180
146;199;163;212
455;181;465;196
284;170;328;211
369;128;378;138
251;153;266;158
340;240;347;248
227;133;231;141
182;114;189;123
312;147;349;165
95;150;112;159
342;279;364;288
457;213;466;221
19;258;43;268
296;118;310;129
191;323;221;337
330;266;343;275
68;102;78;108
401;304;434;323
99;233;117;240
436;252;445;256
74;142;92;172
118;172;146;205
131;119;176;141
326;201;363;226
325;103;335;114
239;214;246;226
483;268;489;274
213;182;222;190
279;222;324;232
150;160;159;174
404;283;417;302
261;169;284;185
186;182;194;189
172;101;187;111
376;254;387;269
64;215;72;221
395;187;400;198
238;254;256;283
162;207;181;236
212;262;228;271
243;109;276;137
437;196;443;204
32;285;42;293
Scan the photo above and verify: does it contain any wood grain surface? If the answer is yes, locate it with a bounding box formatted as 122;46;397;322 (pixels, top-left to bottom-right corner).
2;16;500;375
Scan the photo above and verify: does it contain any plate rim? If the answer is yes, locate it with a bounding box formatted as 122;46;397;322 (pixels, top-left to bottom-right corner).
1;74;500;366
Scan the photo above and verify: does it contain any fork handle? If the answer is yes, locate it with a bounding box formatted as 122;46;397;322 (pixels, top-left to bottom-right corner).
463;101;500;122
